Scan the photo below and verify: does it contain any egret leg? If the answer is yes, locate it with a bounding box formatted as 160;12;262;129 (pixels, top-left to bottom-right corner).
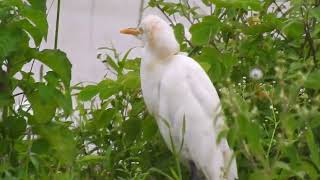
189;161;202;180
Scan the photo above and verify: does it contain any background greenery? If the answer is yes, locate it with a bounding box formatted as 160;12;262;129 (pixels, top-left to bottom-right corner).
0;0;319;179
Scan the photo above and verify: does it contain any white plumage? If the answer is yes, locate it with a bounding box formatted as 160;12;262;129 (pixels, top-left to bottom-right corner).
121;15;238;180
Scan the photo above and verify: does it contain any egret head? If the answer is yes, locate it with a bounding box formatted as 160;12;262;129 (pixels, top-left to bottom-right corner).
120;15;179;59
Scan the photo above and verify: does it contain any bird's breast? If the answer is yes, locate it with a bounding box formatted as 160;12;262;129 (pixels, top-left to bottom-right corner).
140;59;167;116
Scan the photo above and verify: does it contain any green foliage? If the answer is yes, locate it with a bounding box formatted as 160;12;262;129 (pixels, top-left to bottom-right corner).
190;15;221;45
1;0;320;179
0;0;74;178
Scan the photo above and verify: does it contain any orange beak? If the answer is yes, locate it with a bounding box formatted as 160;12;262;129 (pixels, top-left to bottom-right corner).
120;28;142;36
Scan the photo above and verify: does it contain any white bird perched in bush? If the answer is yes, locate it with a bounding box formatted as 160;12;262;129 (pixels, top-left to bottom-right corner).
120;15;238;180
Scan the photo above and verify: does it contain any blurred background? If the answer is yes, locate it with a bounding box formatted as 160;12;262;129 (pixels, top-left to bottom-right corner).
44;0;144;83
43;0;208;83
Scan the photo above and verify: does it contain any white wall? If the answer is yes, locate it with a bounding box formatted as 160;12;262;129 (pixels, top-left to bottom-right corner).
44;0;144;83
43;0;207;84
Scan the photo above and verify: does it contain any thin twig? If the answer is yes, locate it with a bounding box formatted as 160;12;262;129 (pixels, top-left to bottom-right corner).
20;60;35;106
302;9;317;64
156;5;175;25
54;0;61;49
46;0;56;17
137;0;145;26
272;1;285;16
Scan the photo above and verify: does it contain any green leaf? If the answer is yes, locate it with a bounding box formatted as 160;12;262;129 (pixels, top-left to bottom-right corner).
58;89;73;116
35;49;72;87
124;58;141;71
0;92;13;107
249;170;269;180
38;83;58;103
174;23;185;45
20;19;43;46
22;7;48;39
310;6;320;20
30;155;40;172
0;27;23;59
274;161;291;171
142;116;158;140
190;16;221;45
194;47;234;81
123;118;142;144
31;138;50;154
19;83;61;124
44;71;60;87
305;129;320;169
78;155;106;163
119;71;140;89
98;80;120;99
121;47;135;62
78;85;99;101
28;0;47;12
35;122;77;164
3;116;26;138
208;60;223;81
90;109;115;129
27;90;57;124
282;20;304;39
305;70;320;89
104;55;119;72
300;161;319;179
210;0;262;10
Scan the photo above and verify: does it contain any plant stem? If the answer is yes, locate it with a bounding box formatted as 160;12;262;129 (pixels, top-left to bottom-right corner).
54;0;61;49
266;92;279;161
138;0;145;25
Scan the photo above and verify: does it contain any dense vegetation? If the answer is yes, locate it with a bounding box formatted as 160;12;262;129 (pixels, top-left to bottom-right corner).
0;0;319;179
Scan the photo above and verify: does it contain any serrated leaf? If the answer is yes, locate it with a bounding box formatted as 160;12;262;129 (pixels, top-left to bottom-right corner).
35;49;72;87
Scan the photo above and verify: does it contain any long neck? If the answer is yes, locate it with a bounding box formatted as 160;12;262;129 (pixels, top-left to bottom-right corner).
144;29;180;60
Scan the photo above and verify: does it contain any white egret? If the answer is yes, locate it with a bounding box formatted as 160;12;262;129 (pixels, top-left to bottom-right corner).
120;15;238;180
